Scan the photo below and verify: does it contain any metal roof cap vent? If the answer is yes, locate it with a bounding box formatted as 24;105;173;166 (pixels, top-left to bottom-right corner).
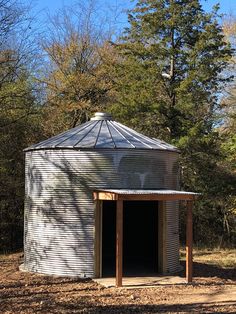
91;112;113;121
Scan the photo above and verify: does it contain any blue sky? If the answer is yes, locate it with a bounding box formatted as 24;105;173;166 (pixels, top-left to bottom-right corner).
202;0;236;13
30;0;236;31
33;0;236;15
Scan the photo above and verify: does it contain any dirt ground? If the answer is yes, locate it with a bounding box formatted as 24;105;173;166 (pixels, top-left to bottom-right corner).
0;252;236;313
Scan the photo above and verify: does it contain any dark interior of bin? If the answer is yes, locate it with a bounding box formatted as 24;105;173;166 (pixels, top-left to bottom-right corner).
102;200;158;277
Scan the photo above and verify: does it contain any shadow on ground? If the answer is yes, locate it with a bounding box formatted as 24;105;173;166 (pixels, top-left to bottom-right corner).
58;301;236;313
179;261;236;281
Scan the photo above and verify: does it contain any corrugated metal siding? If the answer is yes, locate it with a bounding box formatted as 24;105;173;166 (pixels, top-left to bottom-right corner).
166;201;180;273
24;149;179;277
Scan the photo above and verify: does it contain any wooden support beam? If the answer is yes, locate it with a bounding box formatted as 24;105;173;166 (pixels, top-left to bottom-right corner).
93;191;197;201
186;200;193;283
116;200;123;287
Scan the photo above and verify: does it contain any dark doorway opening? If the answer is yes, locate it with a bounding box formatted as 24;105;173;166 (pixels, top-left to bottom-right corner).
102;200;158;277
102;201;116;276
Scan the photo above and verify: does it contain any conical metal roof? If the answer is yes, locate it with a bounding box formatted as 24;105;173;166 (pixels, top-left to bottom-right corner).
25;112;179;152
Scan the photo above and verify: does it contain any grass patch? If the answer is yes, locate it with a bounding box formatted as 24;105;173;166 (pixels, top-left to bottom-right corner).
180;247;236;269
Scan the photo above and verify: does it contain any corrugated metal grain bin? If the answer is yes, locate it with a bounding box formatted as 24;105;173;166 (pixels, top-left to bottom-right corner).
23;112;181;277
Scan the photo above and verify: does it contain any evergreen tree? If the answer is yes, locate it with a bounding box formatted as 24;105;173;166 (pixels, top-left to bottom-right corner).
111;0;235;245
112;0;232;138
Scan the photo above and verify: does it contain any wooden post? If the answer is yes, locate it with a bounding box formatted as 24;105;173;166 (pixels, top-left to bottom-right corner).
116;200;123;287
186;200;193;283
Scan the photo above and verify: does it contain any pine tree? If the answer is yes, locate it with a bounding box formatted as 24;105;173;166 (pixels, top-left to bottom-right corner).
112;0;232;140
111;0;235;245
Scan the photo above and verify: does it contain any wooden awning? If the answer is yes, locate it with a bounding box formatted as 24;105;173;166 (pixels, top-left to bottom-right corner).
93;189;199;201
93;189;199;287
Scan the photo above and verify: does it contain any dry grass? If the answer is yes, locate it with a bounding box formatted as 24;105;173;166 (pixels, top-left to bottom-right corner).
180;247;236;269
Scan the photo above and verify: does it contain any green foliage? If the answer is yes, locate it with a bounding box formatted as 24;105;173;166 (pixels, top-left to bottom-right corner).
179;130;236;245
112;0;232;138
